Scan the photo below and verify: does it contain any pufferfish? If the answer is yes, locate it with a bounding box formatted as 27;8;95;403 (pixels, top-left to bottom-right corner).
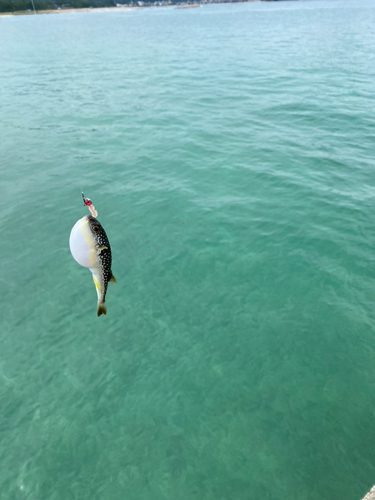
69;195;116;316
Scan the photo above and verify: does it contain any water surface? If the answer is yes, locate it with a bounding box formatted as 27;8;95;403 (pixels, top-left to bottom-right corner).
1;1;375;499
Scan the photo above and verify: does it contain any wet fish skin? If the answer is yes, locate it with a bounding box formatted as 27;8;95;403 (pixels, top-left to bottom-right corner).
86;215;116;316
69;214;116;316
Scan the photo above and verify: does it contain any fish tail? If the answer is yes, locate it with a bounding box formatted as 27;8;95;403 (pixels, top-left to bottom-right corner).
97;301;107;317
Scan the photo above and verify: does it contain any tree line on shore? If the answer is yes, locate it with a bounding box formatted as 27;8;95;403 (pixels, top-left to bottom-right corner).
0;0;276;13
0;0;166;12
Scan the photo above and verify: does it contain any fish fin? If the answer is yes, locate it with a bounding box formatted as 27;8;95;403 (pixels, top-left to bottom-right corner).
109;273;117;285
97;302;107;317
92;275;101;299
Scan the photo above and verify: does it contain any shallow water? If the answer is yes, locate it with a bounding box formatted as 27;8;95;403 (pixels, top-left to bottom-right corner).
1;1;375;498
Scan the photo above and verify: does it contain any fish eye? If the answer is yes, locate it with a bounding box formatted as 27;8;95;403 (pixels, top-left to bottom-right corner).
93;225;100;233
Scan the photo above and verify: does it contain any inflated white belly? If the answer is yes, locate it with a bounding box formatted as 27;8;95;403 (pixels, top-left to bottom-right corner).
69;216;97;269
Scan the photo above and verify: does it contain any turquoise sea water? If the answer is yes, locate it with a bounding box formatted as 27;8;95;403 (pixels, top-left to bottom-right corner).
1;1;375;498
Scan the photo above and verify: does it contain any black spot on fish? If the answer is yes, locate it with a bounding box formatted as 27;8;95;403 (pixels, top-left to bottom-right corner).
87;215;114;302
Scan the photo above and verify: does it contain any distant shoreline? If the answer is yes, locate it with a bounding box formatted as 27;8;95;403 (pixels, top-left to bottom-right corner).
0;0;264;17
0;5;138;16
